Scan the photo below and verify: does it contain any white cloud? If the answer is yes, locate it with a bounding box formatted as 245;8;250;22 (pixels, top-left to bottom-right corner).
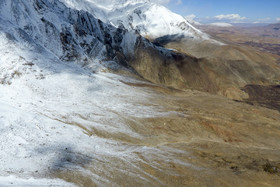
277;18;280;22
215;14;246;21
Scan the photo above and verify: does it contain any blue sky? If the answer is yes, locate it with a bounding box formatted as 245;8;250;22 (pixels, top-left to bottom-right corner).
153;0;280;24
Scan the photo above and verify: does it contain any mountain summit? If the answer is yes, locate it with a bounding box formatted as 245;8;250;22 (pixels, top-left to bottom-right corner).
60;0;209;39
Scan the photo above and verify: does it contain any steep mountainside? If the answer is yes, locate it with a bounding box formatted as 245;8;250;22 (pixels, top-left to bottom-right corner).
0;0;213;93
0;0;214;95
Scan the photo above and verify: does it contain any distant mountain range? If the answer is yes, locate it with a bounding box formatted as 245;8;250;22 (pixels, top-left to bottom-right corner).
197;22;280;56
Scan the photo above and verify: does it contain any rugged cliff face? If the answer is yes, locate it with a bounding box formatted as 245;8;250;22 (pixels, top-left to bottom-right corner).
0;0;139;68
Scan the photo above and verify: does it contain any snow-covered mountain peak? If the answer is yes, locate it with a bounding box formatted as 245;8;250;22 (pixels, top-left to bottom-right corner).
60;0;209;40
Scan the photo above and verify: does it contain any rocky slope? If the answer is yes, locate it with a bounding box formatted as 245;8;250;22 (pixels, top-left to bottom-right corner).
0;0;141;67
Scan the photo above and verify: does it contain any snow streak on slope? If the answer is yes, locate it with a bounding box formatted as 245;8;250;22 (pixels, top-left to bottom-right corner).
60;0;209;40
